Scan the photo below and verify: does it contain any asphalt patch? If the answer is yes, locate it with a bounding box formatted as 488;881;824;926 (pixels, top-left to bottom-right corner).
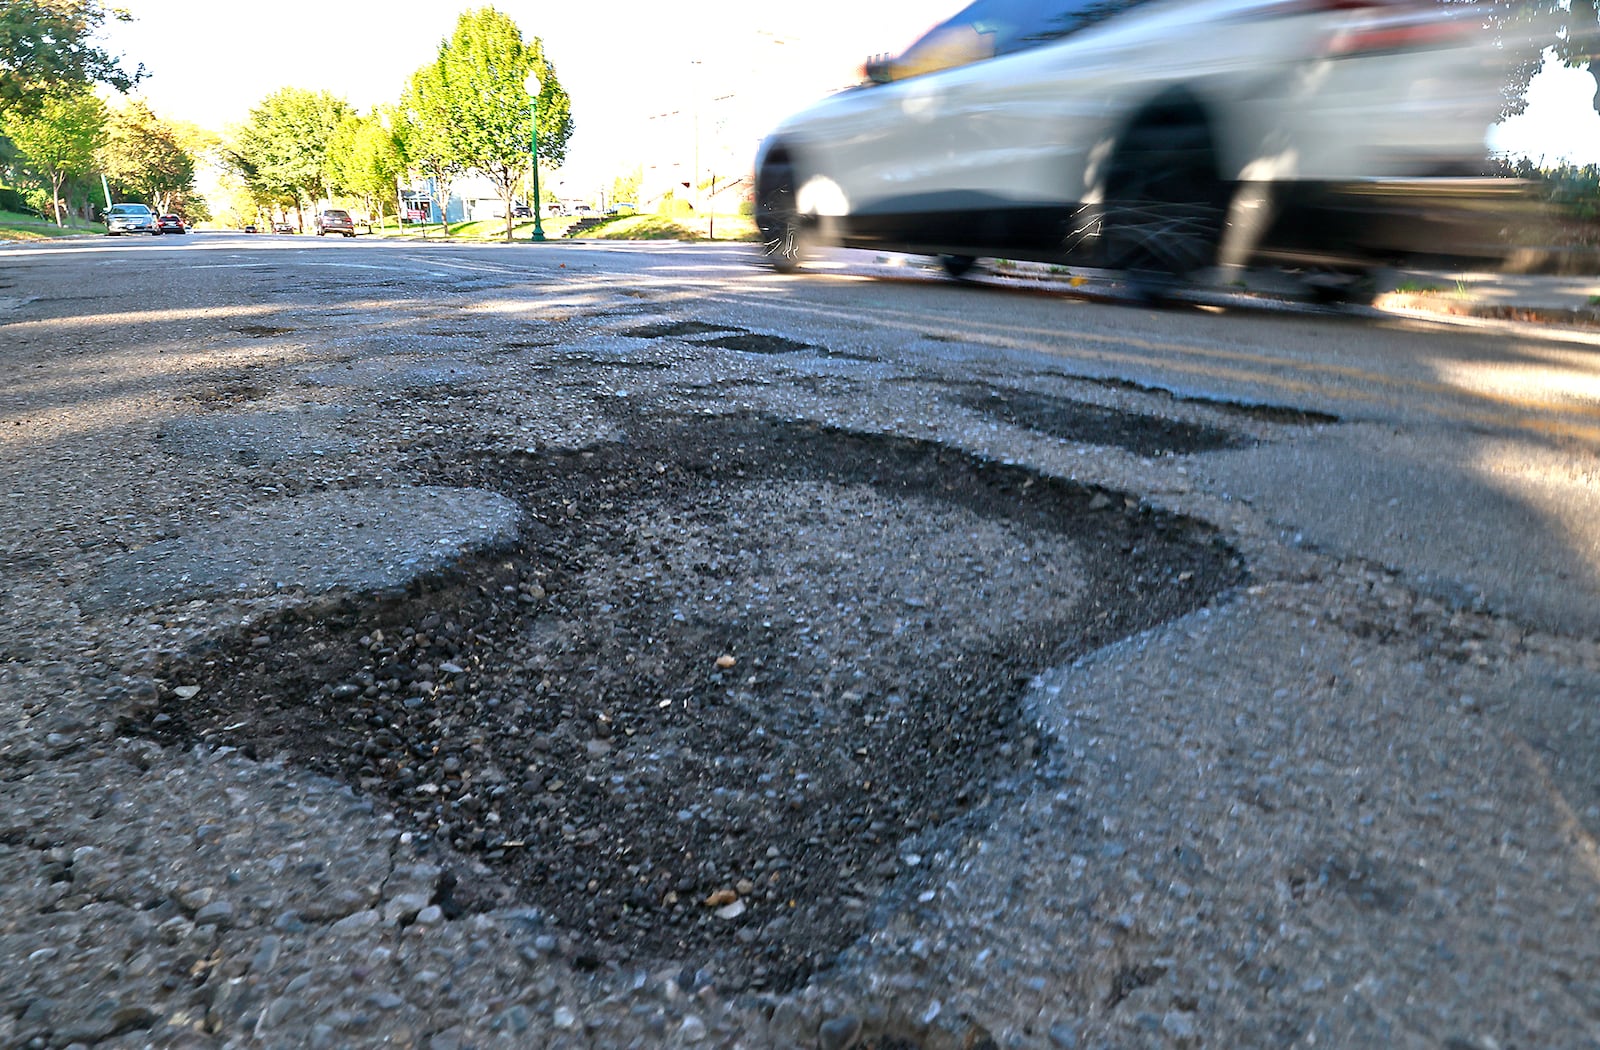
138;414;1244;994
958;386;1243;456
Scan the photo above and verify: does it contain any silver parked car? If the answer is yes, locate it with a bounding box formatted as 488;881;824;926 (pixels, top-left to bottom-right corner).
755;0;1522;285
105;203;159;236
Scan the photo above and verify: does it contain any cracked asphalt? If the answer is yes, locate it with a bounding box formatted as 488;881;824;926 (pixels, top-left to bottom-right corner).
1;233;1598;1049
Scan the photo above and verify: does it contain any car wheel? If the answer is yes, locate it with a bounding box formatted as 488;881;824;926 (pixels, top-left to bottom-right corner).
940;254;978;279
755;153;805;274
1097;92;1225;295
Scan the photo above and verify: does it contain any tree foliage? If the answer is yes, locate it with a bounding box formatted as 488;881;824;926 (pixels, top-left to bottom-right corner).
328;108;407;224
231;87;352;226
98;101;195;214
1475;0;1600;116
0;0;141;118
2;84;103;224
403;7;573;239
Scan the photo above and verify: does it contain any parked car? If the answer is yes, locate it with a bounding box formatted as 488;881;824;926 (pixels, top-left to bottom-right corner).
104;203;158;236
243;224;259;234
157;214;186;234
315;208;356;237
273;221;295;235
511;203;532;218
754;0;1522;287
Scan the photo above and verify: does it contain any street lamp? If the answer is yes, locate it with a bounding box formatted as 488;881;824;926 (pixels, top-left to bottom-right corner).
525;69;546;243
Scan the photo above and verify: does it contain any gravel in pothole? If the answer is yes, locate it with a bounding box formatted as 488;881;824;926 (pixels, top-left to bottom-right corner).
138;415;1244;992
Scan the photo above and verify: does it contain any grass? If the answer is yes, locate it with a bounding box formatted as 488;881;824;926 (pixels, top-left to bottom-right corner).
0;209;97;241
1390;281;1447;295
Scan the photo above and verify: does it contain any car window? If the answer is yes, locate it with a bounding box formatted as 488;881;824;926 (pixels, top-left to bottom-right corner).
884;0;1153;80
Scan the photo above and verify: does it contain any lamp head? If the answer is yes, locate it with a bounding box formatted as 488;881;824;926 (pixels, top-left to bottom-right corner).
525;70;541;97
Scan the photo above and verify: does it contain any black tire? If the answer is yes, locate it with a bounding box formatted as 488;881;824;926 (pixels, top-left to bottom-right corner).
755;155;805;274
940;254;978;279
1098;94;1226;292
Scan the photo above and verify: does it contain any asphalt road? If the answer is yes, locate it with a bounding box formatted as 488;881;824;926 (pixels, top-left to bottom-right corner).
24;229;1599;631
4;231;1600;1048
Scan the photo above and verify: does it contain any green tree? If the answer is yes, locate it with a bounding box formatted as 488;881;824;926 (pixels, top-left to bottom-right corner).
0;0;141;118
232;87;352;229
611;165;642;208
98;101;195;214
401;61;464;235
348;110;407;227
3;85;104;224
405;7;573;240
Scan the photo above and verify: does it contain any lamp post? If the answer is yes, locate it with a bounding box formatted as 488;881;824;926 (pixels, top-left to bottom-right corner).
525;70;546;243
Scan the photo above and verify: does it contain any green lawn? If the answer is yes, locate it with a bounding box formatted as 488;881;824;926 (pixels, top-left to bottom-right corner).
0;209;97;241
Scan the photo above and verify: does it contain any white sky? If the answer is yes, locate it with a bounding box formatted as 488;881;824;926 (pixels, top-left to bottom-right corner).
100;3;1598;184
98;1;955;187
1488;51;1600;167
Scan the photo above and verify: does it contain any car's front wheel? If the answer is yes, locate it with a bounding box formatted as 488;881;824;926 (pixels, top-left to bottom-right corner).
1097;93;1226;295
755;153;805;274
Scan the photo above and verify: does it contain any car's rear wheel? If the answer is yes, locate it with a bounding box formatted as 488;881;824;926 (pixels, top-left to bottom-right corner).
756;154;805;274
1098;93;1226;295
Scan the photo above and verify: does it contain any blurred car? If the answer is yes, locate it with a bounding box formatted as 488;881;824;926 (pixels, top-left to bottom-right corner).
754;0;1522;285
243;224;259;234
157;214;186;234
511;203;532;218
273;222;295;235
315;208;356;237
105;203;158;236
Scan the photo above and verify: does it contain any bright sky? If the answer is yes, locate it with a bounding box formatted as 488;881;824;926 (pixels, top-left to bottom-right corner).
98;1;956;187
1488;51;1600;167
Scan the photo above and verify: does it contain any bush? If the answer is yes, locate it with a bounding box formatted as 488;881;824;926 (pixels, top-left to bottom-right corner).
0;185;37;216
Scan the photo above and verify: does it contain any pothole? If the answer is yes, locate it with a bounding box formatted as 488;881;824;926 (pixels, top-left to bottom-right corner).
696;332;815;355
957;386;1243;456
136;415;1244;993
622;320;737;339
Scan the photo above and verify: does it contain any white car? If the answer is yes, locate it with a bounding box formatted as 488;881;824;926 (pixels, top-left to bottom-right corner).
105;203;159;236
754;0;1521;287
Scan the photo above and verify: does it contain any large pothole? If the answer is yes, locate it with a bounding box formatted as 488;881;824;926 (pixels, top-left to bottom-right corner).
137;414;1245;992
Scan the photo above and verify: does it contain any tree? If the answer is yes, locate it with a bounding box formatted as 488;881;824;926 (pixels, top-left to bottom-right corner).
232;87;352;229
0;0;141;118
336;109;407;228
611;165;642;208
1478;0;1600;117
98;101;195;214
405;7;573;240
2;85;103;224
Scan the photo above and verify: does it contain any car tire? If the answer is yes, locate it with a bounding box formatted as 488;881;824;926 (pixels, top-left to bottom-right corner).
1097;92;1225;295
755;153;806;274
940;254;979;279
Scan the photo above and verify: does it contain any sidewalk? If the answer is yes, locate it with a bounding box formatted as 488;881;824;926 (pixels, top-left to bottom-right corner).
1369;268;1600;328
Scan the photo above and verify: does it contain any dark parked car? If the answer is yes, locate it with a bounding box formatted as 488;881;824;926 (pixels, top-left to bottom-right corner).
315;208;356;237
157;214;186;234
511;204;532;218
